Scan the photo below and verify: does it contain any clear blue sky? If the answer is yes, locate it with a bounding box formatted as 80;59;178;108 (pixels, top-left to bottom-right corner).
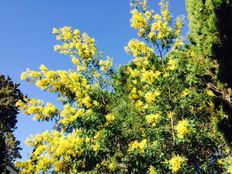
0;0;187;161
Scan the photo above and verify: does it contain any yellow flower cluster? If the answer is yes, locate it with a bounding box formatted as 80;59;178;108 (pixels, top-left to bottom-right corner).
145;113;161;127
108;162;117;171
53;27;97;59
127;67;140;79
20;63;97;111
174;17;183;37
130;9;149;37
125;39;154;59
16;129;85;173
20;70;96;118
17;25;118;172
161;5;171;22
144;90;160;103
172;38;184;50
59;104;85;125
141;69;161;84
181;88;191;97
128;139;147;154
52;26;73;41
21;69;41;81
126;64;162;106
167;59;178;71
125;59;162;112
228;166;232;174
129;87;139;100
169;155;186;173
71;57;87;72
99;57;113;73
206;89;215;97
134;100;147;112
150;14;172;41
16;98;58;121
148;165;156;174
219;156;232;174
19;25;114;127
175;119;191;139
225;157;232;173
105;113;116;123
132;57;149;68
92;143;100;152
129;0;183;54
52;28;111;76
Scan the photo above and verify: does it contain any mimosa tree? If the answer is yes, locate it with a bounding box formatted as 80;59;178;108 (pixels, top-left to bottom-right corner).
16;0;232;173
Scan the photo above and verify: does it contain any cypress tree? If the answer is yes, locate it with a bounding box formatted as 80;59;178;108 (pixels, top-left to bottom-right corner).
0;75;24;173
186;0;232;142
186;0;232;86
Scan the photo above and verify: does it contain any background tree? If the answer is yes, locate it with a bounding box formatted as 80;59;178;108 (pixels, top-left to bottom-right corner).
0;75;24;173
186;0;232;86
186;0;232;146
16;0;232;173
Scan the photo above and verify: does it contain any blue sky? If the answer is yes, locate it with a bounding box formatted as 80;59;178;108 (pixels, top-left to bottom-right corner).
0;0;187;161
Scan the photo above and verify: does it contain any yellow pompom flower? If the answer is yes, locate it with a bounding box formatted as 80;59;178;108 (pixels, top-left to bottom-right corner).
174;17;183;37
20;72;27;80
144;90;160;104
40;65;48;72
81;96;92;108
135;100;144;111
139;139;147;151
85;137;91;143
35;79;48;89
45;71;56;78
99;58;113;72
109;162;117;171
149;165;156;174
162;9;171;22
145;91;155;103
145;10;153;20
146;113;161;126
125;39;153;58
71;57;79;65
92;143;100;152
141;70;157;84
94;132;101;140
228;165;232;174
169;155;186;173
130;9;147;30
206;89;215;97
52;27;59;34
26;106;39;115
173;38;184;50
105;113;116;123
182;89;191;97
73;29;80;35
128;139;147;154
175;119;191;139
167;59;177;71
217;159;224;165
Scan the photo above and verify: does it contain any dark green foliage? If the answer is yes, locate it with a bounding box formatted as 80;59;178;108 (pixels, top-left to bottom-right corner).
186;0;232;147
0;75;24;173
186;0;219;58
213;1;232;86
186;0;232;86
